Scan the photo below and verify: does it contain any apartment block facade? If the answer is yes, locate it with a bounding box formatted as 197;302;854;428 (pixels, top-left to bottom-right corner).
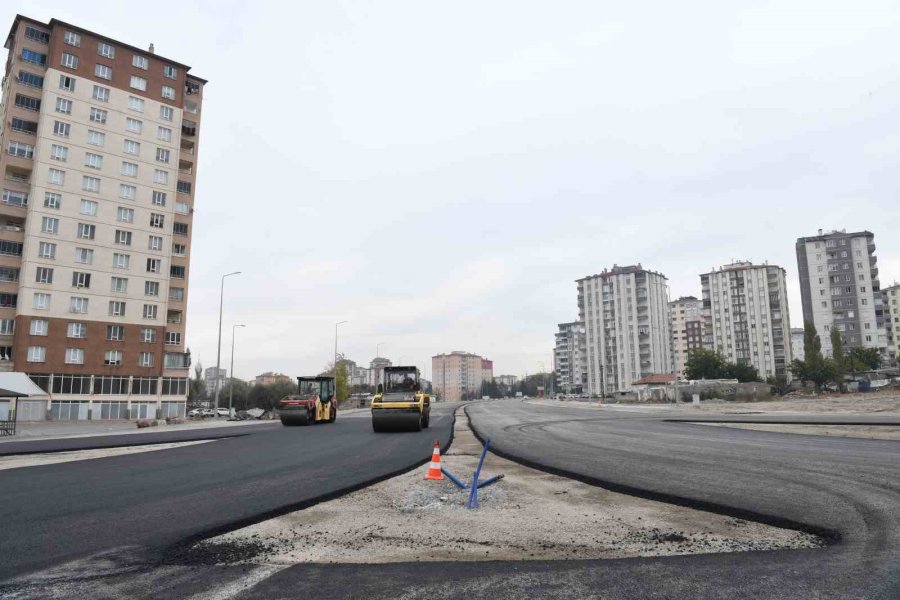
884;283;899;364
553;321;585;393
0;16;204;419
669;296;703;378
701;262;792;380
578;265;671;395
796;230;887;357
432;351;492;402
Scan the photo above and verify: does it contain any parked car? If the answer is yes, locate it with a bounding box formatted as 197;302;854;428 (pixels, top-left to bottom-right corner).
216;408;230;417
188;408;202;417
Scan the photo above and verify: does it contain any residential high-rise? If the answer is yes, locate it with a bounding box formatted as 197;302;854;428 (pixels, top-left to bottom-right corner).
700;262;792;380
553;321;584;393
790;328;805;362
432;351;492;402
1;16;205;420
254;372;291;386
578;265;671;395
796;230;887;356
669;296;703;378
369;357;391;387
883;283;899;365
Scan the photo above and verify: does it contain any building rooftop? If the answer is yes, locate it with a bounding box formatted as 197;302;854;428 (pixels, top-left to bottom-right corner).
632;373;676;386
577;264;667;282
700;261;785;275
796;229;874;244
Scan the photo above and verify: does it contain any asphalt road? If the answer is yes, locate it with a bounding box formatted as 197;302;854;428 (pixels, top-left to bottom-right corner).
0;405;456;582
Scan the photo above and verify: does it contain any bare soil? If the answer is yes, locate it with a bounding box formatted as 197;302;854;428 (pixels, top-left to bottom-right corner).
696;423;900;440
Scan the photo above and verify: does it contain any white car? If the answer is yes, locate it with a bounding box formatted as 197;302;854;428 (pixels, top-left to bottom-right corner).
216;408;231;417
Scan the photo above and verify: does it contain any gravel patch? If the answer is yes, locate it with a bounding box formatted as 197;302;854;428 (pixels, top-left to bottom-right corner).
696;422;900;440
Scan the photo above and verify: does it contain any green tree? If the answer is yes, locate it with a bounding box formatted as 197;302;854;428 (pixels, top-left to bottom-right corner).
725;362;762;383
766;374;790;395
848;347;882;372
789;321;836;392
684;348;729;380
830;329;847;392
189;361;206;406
334;361;350;402
221;379;250;410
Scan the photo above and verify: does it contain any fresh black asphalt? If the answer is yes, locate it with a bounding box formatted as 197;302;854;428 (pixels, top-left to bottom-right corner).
0;406;455;582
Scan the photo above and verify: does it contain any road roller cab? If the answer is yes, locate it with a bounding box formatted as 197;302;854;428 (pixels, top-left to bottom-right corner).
371;366;430;432
279;376;337;426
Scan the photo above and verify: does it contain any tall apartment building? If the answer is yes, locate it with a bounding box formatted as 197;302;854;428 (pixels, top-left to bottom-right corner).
883;283;899;364
553;321;584;393
495;374;518;388
700;262;792;380
796;230;887;356
369;357;391;387
432;351;492;402
578;265;671;395
669;296;703;378
254;372;291;386
1;16;204;419
790;328;805;362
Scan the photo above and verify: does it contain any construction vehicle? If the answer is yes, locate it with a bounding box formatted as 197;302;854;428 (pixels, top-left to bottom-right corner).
371;366;430;432
279;376;337;426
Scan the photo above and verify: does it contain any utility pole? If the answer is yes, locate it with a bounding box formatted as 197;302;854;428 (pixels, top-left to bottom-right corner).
228;324;245;416
213;271;241;416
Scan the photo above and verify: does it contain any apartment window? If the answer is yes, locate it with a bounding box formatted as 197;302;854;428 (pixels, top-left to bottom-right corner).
29;318;48;336
172;243;186;256
161;65;178;80
111;277;128;293
182;120;197;136
156;148;171;163
7;141;34;158
149;235;163;251
92;85;110;102
113;253;130;269
61;53;79;69
70;296;89;314
861;286;867;293
150;213;165;228
48;168;65;185
125;118;143;134
63;31;81;46
0;268;19;283
38;242;56;259
94;64;112;80
123;139;140;155
10;117;38;135
53;121;71;137
98;43;115;58
35;267;54;284
120;97;144;116
77;223;96;239
87;130;105;146
173;222;189;236
41;217;59;235
152;191;167;206
89;107;108;124
141;328;157;343
121;161;138;177
84;152;103;169
169;287;184;301
115;230;132;246
72;271;91;289
177;181;192;195
2;190;27;208
15;93;41;113
130;75;147;91
60;67;79;89
139;352;154;367
154;169;169;185
55;97;73;114
146;258;161;273
160;106;174;121
0;319;14;335
82;176;100;193
157;127;172;142
50;144;68;161
0;293;19;309
144;281;160;297
133;55;149;69
161;85;176;100
67;322;87;339
65;348;85;364
175;201;190;214
27;346;46;363
119;184;137;200
75;247;93;264
25;26;51;44
116;207;135;223
165;331;182;345
33;293;51;310
107;325;124;341
21;49;48;66
109;300;126;316
170;265;186;278
143;304;158;320
80;199;99;216
104;350;123;366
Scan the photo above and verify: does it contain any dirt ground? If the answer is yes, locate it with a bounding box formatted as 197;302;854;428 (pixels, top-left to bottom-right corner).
192;410;822;565
0;440;213;471
685;390;900;415
696;423;900;440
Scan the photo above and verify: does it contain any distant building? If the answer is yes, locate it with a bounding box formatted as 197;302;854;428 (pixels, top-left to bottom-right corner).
791;328;805;362
578;265;672;394
554;321;585;393
495;374;518;388
669;297;703;378
796;229;887;356
369;357;392;387
884;283;900;364
432;351;492;402
701;261;792;380
205;367;228;390
255;372;291;386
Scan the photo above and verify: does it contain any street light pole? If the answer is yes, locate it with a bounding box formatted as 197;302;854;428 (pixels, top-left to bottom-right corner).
334;321;348;376
213;271;241;416
228;324;246;417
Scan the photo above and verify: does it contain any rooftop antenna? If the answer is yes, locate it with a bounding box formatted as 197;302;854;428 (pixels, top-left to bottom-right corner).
148;43;155;54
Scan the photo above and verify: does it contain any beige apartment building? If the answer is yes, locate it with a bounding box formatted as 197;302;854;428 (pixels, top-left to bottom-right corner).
669;296;703;378
255;372;291;386
432;351;493;402
884;283;899;364
0;15;205;419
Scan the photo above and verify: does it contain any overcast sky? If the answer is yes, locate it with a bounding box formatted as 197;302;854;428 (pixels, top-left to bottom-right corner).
8;1;900;380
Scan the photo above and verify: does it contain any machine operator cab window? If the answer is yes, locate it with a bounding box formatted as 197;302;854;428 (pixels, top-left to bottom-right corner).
299;379;335;403
385;371;419;393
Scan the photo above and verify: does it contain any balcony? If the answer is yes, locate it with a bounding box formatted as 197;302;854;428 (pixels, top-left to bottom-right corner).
181;120;197;137
164;351;191;369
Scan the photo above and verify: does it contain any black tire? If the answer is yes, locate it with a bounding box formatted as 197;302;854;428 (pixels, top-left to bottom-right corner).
328;406;336;423
422;411;430;429
305;407;315;426
412;413;422;432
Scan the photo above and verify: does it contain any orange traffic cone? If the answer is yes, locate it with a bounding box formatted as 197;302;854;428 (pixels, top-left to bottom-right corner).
425;440;444;480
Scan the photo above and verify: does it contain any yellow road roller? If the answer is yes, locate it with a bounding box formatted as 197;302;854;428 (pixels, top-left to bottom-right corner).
278;376;337;426
371;366;430;432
